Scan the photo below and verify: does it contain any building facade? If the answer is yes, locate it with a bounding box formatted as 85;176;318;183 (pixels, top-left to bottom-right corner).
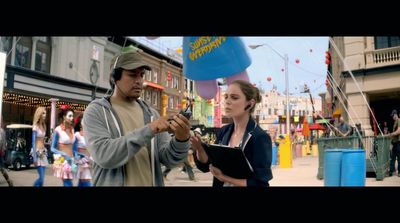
1;36;197;133
328;36;400;136
219;87;321;135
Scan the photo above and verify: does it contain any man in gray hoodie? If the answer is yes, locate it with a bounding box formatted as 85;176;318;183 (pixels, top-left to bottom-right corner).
83;51;191;186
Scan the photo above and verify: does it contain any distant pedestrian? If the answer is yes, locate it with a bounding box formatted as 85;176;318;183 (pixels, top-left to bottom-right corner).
50;105;78;187
74;113;92;187
32;107;48;187
335;117;351;137
388;110;400;177
383;121;389;135
181;128;203;181
0;123;13;187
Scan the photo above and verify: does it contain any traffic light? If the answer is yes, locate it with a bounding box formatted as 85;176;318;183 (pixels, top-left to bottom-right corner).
325;51;331;65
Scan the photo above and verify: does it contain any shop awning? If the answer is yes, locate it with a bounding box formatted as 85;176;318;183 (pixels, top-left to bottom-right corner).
309;123;326;131
144;81;165;90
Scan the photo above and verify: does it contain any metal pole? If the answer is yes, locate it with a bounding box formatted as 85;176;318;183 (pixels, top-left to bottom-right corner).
49;98;59;133
0;52;6;125
285;54;290;134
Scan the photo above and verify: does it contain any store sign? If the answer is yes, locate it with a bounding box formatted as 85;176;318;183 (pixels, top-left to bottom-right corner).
92;45;100;61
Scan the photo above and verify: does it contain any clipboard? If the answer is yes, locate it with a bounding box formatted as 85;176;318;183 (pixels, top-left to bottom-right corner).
202;143;254;179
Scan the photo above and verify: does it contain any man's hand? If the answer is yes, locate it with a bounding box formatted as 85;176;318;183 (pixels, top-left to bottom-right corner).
169;114;191;141
149;116;171;134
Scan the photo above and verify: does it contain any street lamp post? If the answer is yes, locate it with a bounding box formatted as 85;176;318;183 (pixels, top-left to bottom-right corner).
284;53;290;134
249;44;290;134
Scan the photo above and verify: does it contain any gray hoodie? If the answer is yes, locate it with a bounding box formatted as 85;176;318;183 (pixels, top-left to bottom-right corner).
83;97;190;186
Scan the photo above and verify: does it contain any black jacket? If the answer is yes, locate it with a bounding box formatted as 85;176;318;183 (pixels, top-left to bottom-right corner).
195;118;273;187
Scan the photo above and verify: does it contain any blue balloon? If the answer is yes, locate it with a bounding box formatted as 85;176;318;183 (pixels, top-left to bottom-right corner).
183;37;251;80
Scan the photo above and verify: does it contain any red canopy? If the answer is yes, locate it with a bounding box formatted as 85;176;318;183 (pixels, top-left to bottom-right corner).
309;123;325;131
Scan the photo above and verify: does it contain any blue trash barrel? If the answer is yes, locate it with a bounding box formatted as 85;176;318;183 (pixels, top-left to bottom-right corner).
324;149;343;186
307;116;314;124
272;146;277;166
341;149;366;186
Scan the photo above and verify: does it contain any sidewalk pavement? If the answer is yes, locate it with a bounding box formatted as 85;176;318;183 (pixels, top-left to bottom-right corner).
1;156;399;186
164;156;400;187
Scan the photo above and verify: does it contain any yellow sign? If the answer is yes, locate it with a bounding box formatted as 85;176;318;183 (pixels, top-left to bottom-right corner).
279;134;293;168
161;94;168;117
182;99;187;109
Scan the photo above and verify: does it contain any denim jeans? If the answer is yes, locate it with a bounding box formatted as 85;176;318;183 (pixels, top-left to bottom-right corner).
390;141;400;174
33;166;46;187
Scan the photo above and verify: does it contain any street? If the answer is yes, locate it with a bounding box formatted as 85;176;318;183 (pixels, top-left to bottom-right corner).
1;156;399;187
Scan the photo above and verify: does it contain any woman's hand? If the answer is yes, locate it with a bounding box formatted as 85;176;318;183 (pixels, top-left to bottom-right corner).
210;164;247;186
190;134;203;151
190;135;208;163
209;164;225;182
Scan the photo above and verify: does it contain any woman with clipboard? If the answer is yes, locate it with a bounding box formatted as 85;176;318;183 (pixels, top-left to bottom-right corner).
191;80;273;187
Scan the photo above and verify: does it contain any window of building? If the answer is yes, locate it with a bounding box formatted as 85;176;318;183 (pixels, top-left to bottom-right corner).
15;37;32;68
173;76;179;89
175;96;179;109
145;90;151;103
35;37;51;73
165;71;170;88
140;91;144;100
184;78;193;92
375;36;400;49
145;70;151;81
169;97;174;109
268;108;271;115
152;91;158;107
190;80;193;92
1;37;13;64
152;68;159;83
